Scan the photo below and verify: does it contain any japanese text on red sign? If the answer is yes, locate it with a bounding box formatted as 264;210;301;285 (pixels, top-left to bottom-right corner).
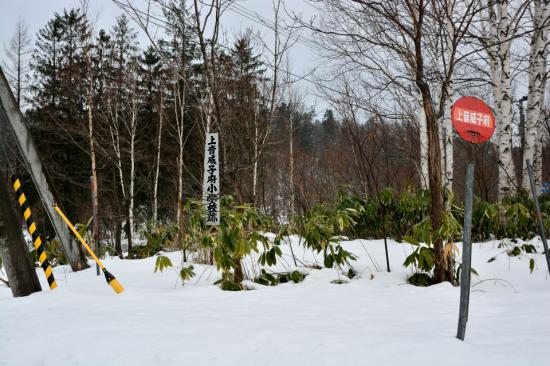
454;107;493;128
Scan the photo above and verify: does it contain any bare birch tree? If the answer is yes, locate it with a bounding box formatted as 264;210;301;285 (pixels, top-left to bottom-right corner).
192;0;229;134
305;0;483;283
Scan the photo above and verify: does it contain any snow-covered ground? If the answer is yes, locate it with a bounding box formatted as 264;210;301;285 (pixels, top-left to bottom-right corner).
1;237;549;366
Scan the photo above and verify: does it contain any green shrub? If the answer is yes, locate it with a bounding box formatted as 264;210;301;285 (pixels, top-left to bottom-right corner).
334;189;547;242
153;254;196;285
402;210;462;286
183;196;282;287
129;223;179;259
294;203;357;272
253;269;307;286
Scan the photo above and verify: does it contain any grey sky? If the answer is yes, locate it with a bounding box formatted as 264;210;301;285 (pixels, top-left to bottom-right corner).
0;0;329;114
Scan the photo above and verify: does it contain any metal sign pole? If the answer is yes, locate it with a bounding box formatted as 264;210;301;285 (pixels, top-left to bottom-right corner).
457;155;475;341
526;160;550;274
451;96;495;341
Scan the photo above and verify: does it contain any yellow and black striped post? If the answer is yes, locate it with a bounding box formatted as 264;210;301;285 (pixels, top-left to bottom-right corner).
11;176;57;289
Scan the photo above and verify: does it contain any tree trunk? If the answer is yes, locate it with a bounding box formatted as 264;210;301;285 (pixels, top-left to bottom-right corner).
0;172;42;297
423;96;447;284
16;32;21;107
523;0;549;195
176;139;184;224
440;116;453;208
441;0;454;208
153;87;163;226
128;138;134;254
252;103;259;205
88;50;99;262
174;79;186;225
234;259;244;283
487;0;515;200
289;103;295;219
412;4;451;283
417;91;429;190
127;94;137;254
115;214;123;259
498;40;515;198
125;204;133;255
534;132;544;194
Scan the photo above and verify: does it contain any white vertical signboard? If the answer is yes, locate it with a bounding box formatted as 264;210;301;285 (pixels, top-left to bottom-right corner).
203;133;220;226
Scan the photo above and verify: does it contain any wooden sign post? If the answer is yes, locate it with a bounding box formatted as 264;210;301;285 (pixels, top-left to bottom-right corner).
452;96;496;341
203;133;220;226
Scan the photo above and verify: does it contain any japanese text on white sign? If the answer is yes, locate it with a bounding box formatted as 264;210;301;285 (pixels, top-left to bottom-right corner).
203;133;220;226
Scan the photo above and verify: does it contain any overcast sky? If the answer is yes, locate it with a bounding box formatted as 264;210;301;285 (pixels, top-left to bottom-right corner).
0;0;329;114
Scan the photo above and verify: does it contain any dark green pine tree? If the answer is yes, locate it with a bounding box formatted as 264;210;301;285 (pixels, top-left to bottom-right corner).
159;1;203;216
93;29;111;104
321;109;338;147
224;32;268;203
294;108;316;153
29;15;64;110
110;14;139;81
230;32;266;93
138;45;162;217
106;14;140;254
28;9;92;218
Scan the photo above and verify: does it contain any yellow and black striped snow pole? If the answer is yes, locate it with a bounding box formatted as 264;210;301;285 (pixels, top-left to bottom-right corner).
11;176;57;289
54;205;124;294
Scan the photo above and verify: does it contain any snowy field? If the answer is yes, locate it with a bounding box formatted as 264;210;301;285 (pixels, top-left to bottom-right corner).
1;237;549;366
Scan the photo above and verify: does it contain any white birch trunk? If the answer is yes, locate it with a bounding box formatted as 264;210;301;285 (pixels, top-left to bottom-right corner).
441;117;453;202
177;135;183;223
535;81;548;192
87;45;98;230
442;0;454;208
153;87;163;226
498;0;515;199
289;110;294;217
523;0;550;195
534;48;548;192
488;1;515;199
534;130;544;194
252;103;259;204
174;80;186;224
108;94;126;203
288;84;295;217
417;91;429;189
128;94;137;250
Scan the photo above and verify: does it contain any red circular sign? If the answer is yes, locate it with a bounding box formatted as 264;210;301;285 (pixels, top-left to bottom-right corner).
451;96;495;144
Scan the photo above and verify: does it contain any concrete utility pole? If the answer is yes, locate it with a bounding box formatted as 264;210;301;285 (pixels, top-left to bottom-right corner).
0;169;42;297
0;67;88;271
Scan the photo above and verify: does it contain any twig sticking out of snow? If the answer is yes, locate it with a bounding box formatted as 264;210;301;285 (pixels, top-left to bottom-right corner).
358;239;382;272
0;276;9;287
472;278;518;293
